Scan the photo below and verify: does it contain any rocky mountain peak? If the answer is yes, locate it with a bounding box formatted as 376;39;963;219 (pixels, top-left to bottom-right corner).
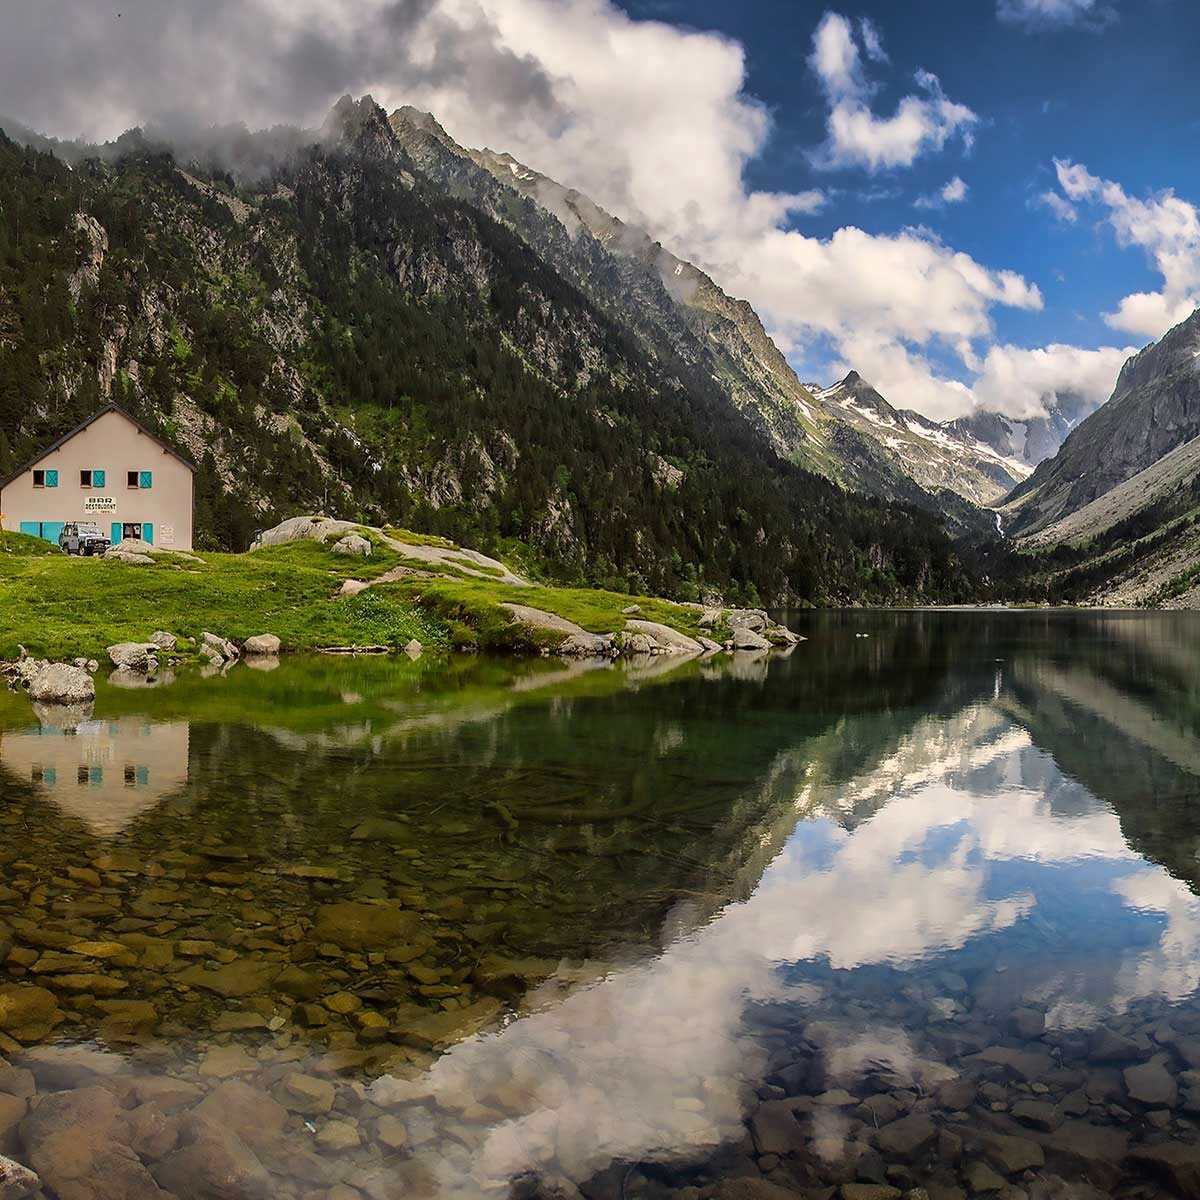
322;94;397;157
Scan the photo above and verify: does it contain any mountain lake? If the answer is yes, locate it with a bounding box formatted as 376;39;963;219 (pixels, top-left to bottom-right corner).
2;611;1200;1199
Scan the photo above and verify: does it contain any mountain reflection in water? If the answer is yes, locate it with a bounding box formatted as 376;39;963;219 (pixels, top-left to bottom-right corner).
1;613;1200;1198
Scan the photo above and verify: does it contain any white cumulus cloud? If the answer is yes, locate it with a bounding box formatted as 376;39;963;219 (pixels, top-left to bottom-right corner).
972;342;1135;418
808;12;978;173
915;175;969;210
1049;159;1200;337
997;0;1110;30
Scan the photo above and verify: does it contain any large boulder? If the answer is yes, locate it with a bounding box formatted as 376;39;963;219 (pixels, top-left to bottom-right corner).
148;632;177;651
107;643;155;672
243;634;281;656
730;626;771;651
27;663;94;705
251;515;362;549
331;533;372;557
623;619;702;654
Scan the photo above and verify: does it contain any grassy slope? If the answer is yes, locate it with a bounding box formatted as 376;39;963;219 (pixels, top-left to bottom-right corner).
0;530;716;660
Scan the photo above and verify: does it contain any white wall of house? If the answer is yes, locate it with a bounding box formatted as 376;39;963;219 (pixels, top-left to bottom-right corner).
0;409;194;549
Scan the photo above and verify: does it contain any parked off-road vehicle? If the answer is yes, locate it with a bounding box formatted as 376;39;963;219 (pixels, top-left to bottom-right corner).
59;523;111;556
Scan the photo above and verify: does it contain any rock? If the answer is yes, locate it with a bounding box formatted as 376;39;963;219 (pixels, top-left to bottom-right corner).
193;1081;287;1154
1010;1099;1062;1131
0;1093;25;1144
148;631;177;651
20;1087;166;1200
976;1130;1044;1174
243;634;281;655
27;663;94;704
376;1115;408;1152
18;1045;127;1090
730;626;771;651
273;965;325;1001
1039;1121;1128;1189
1124;1055;1178;1107
1088;1027;1142;1062
104;549;155;565
621;633;655;656
0;985;62;1043
314;901;423;950
106;642;155;672
177;959;278;998
276;1072;336;1115
966;1046;1054;1082
316;1120;361;1153
559;632;616;658
750;1099;806;1156
840;1188;900;1200
1012;1008;1046;1040
726;608;768;631
198;1045;257;1079
1128;1141;1200;1198
154;1116;271;1200
392;996;503;1049
875;1113;936;1159
962;1160;1006;1193
403;639;422;659
697;636;723;654
339;579;369;596
0;1154;38;1200
201;632;239;661
710;1182;803;1200
331;533;372;557
623;619;702;654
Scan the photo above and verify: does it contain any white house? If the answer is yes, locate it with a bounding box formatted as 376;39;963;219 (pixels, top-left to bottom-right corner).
0;406;195;549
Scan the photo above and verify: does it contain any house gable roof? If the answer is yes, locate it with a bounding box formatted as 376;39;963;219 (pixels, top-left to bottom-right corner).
0;405;196;490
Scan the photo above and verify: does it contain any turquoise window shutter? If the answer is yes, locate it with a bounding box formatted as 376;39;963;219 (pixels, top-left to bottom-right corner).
93;469;105;487
45;469;58;487
139;470;153;489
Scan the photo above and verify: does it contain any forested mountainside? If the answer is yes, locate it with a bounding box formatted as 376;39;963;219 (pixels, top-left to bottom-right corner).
402;110;1026;514
0;97;981;606
999;309;1200;606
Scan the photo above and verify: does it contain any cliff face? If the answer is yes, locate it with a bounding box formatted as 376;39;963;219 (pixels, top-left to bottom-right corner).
1007;310;1200;536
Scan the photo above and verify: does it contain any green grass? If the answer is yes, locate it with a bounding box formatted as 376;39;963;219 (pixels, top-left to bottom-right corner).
0;532;720;661
0;540;448;659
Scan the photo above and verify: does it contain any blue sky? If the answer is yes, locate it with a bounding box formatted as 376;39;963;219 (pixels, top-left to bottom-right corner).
619;0;1189;365
4;0;1198;419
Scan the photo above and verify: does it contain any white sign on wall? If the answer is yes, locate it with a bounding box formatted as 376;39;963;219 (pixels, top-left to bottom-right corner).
84;496;116;512
159;526;175;545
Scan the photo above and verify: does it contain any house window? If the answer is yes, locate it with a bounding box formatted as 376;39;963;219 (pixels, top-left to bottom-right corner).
122;523;142;541
78;765;89;784
33;469;57;488
80;469;106;488
127;470;153;489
